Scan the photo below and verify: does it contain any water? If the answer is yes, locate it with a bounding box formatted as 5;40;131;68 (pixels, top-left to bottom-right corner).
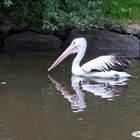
0;51;139;140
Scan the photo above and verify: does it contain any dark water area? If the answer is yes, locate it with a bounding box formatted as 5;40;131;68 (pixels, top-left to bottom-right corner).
0;51;139;140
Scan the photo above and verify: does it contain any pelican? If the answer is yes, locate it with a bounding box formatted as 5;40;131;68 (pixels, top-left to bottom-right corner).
48;38;132;78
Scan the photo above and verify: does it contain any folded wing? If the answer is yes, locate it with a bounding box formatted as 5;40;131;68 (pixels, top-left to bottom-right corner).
81;54;130;72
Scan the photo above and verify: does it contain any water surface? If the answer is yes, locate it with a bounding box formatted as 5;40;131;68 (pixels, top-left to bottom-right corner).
0;51;139;140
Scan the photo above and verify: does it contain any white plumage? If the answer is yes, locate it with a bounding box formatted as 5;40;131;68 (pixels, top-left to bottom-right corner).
81;55;119;72
48;38;132;79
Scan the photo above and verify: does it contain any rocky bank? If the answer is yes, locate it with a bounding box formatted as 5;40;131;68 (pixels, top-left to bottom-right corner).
0;20;140;58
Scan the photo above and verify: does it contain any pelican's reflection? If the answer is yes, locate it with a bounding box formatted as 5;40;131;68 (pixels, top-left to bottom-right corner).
48;75;129;112
48;75;86;112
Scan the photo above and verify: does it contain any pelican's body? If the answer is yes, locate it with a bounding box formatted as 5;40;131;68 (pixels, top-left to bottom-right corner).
48;38;131;79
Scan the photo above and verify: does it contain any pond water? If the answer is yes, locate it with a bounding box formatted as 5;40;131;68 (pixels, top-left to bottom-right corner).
0;51;140;140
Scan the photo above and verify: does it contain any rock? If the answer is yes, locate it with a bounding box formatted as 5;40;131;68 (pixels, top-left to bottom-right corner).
27;25;42;33
0;32;4;49
63;29;140;58
10;22;42;34
0;40;2;49
10;21;29;33
17;21;29;29
108;26;122;33
137;30;140;39
0;20;16;40
121;24;140;35
5;31;62;50
0;20;42;35
53;29;67;41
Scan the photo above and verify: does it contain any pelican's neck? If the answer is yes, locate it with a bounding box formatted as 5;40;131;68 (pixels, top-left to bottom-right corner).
72;47;86;75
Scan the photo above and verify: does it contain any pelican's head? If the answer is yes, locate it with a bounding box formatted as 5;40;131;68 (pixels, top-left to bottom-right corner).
70;38;87;52
48;37;87;71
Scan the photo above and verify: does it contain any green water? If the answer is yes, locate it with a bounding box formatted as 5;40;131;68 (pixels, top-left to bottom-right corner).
0;51;139;140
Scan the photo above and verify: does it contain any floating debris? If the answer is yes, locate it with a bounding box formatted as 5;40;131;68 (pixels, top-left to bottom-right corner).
0;81;6;85
78;118;83;121
132;131;140;138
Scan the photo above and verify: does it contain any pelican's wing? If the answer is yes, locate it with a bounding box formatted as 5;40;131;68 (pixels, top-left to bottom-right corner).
81;55;130;72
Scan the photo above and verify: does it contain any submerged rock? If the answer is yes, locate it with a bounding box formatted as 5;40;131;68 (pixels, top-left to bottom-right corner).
5;31;62;50
63;29;140;58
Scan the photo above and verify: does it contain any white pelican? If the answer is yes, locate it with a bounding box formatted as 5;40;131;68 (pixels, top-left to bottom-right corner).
48;38;132;78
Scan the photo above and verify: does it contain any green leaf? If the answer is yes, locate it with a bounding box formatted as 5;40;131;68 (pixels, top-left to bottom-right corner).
4;0;13;7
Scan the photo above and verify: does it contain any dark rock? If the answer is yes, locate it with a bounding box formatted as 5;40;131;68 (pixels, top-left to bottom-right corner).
0;20;16;40
58;24;74;31
137;30;140;39
17;21;29;30
108;26;122;33
0;41;2;48
5;31;62;50
53;30;67;41
10;21;29;33
27;25;42;33
0;20;40;37
97;26;106;30
63;29;140;58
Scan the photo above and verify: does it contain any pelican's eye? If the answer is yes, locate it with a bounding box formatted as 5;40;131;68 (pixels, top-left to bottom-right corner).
73;41;75;44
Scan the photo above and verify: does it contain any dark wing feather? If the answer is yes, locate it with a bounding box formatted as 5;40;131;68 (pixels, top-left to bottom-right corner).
107;54;130;71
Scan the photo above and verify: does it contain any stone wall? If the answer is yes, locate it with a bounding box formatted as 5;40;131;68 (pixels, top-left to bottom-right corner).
0;20;140;58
